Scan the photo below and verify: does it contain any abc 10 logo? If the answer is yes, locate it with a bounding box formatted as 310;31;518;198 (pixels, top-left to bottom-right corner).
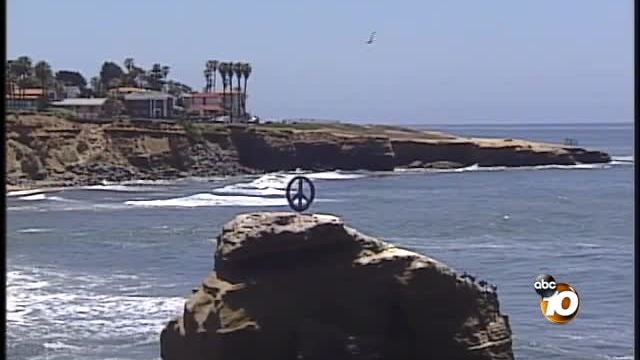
533;274;580;324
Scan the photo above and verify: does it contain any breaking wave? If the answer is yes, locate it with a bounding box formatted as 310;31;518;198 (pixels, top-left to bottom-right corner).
610;155;634;165
6;266;184;358
80;184;160;192
18;193;78;202
16;228;54;234
124;193;289;207
394;162;613;174
7;187;65;197
213;171;365;197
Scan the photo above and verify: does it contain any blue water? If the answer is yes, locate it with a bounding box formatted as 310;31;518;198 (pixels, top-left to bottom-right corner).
6;123;634;360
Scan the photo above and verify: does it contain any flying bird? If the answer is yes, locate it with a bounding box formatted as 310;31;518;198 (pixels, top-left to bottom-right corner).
366;31;376;45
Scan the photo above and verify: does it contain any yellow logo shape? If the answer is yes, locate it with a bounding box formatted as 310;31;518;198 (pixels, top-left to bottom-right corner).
539;282;580;324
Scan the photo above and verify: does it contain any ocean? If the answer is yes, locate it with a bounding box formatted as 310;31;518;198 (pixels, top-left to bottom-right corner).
6;122;634;360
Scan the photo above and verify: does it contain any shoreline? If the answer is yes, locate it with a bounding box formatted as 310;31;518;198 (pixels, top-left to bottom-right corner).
6;114;614;193
7;159;631;196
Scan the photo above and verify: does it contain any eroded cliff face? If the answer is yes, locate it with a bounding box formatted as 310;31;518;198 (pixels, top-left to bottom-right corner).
160;212;515;360
5;113;611;188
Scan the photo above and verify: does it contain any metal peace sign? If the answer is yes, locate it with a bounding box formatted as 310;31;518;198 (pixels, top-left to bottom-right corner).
286;176;315;212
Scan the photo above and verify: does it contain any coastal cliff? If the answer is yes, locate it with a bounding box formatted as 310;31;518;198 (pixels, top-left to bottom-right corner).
160;212;515;360
5;113;611;189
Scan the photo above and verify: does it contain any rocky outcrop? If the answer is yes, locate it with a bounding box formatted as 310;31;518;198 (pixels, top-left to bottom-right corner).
160;212;514;360
5;113;611;189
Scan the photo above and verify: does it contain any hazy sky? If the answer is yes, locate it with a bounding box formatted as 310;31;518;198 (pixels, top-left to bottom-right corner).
7;0;634;124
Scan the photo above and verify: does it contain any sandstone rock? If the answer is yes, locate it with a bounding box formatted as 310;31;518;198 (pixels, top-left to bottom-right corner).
161;212;514;360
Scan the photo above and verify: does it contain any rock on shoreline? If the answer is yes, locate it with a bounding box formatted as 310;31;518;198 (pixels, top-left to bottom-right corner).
160;212;515;360
5;114;611;189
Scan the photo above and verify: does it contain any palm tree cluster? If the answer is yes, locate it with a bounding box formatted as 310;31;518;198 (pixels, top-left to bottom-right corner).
204;60;252;119
6;56;55;106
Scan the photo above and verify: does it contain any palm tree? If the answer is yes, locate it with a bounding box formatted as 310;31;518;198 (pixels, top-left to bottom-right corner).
34;60;53;103
232;63;244;119
6;60;16;100
241;63;252;117
203;68;212;92
218;62;229;116
124;58;135;72
149;63;163;90
12;56;33;99
208;60;219;92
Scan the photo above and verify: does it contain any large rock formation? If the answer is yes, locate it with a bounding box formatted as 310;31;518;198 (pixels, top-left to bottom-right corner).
160;212;514;360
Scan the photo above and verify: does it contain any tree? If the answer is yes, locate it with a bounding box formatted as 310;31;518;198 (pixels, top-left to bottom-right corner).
124;58;135;72
218;62;230;116
90;76;103;97
241;63;252;117
203;67;212;92
147;63;164;90
104;95;125;117
99;62;125;90
34;61;53;104
6;60;17;97
233;62;244;118
55;70;87;88
10;56;33;99
206;60;219;92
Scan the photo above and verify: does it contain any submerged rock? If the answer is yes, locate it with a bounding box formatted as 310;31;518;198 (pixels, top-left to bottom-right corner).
161;212;514;360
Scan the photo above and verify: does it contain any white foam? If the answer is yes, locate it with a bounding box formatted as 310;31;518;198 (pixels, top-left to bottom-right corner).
213;171;364;198
16;228;53;234
17;194;78;202
611;155;634;162
6;187;64;197
81;184;159;192
395;162;612;173
18;193;49;201
306;171;366;180
6;267;185;347
43;341;81;350
125;192;289;207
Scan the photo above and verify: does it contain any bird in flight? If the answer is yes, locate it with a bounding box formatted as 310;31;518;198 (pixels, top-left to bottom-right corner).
366;31;376;45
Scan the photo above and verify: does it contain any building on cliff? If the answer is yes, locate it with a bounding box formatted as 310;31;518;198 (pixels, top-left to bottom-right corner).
6;88;58;111
50;98;108;120
124;91;175;119
182;92;225;120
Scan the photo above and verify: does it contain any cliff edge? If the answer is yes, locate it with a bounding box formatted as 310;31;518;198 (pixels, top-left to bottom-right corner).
160;212;514;360
5;113;611;190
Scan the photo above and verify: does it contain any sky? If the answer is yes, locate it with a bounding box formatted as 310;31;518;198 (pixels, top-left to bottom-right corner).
7;0;634;124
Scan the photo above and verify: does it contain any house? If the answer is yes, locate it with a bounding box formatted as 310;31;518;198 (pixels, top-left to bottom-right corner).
124;91;175;118
109;87;148;100
183;92;225;119
6;88;56;111
50;98;108;120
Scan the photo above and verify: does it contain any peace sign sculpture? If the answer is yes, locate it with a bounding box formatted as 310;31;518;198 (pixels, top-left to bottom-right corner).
286;176;315;212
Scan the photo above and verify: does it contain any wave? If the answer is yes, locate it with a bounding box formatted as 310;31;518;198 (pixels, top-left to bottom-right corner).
213;171;365;198
16;228;54;234
80;184;160;192
18;193;78;202
6;187;65;197
394;162;613;174
610;155;634;166
125;193;289;207
6;266;185;355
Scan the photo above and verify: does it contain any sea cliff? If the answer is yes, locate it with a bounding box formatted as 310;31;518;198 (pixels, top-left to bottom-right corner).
5;113;611;190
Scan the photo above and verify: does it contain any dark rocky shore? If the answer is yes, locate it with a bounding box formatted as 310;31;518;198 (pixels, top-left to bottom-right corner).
161;212;515;360
6;113;611;190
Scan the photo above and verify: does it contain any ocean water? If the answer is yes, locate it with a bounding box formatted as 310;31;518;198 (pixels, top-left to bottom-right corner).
6;123;634;360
